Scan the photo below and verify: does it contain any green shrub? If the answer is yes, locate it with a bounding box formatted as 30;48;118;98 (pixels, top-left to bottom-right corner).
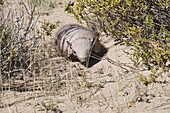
66;0;170;74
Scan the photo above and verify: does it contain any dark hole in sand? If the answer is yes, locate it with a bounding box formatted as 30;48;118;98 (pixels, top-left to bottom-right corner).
83;44;108;68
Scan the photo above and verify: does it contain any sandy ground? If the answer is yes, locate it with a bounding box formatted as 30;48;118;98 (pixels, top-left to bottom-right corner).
1;0;170;113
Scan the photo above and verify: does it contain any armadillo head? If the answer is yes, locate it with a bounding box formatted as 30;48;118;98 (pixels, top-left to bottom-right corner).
70;38;92;63
92;38;101;53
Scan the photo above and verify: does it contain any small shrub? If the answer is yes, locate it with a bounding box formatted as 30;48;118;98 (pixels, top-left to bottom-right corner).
0;1;58;90
66;0;170;74
1;2;38;80
40;20;59;36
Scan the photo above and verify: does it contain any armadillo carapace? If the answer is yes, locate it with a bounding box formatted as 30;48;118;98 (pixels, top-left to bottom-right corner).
55;24;101;63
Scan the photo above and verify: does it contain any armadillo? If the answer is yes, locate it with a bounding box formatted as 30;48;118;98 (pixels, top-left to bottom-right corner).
54;24;102;64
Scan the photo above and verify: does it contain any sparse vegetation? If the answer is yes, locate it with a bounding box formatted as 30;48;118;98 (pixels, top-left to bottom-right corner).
40;21;59;36
0;0;170;113
0;0;59;91
30;0;60;9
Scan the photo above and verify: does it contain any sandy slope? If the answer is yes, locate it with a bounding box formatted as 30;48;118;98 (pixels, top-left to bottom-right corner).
1;0;170;113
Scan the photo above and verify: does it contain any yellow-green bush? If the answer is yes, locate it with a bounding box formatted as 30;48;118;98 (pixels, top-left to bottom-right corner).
66;0;170;73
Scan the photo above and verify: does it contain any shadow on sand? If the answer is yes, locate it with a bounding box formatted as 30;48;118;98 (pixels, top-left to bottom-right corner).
84;44;108;68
